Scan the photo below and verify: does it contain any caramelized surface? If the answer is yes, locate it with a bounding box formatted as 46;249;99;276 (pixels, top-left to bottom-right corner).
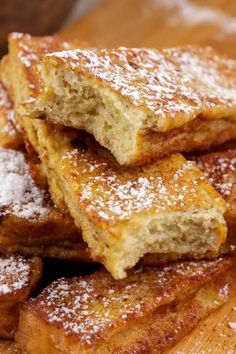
0;254;42;302
0;148;89;261
0;254;42;339
194;150;236;234
0;148;50;221
59;132;224;225
194;149;236;199
41;46;236;132
5;32;83;99
0;82;23;150
16;256;234;353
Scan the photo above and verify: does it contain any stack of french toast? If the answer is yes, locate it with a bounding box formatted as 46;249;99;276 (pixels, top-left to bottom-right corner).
0;32;236;353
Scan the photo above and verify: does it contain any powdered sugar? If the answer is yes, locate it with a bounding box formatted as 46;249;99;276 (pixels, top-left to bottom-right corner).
47;46;236;132
0;83;11;110
28;257;229;345
228;322;236;330
0;82;22;143
62;145;222;222
195;151;236;198
150;0;236;36
0;149;50;219
0;254;31;296
16;32;80;92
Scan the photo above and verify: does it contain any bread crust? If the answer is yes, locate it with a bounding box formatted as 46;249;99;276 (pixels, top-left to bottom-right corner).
25;46;236;166
0;148;89;262
16;256;235;353
194;149;236;245
0;254;42;339
0;81;23;151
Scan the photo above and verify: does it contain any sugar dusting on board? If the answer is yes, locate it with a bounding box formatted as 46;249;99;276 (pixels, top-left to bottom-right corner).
0;149;50;219
0;254;31;295
149;0;236;36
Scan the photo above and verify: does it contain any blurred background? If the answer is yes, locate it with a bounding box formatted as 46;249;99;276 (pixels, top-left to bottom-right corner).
1;0;236;58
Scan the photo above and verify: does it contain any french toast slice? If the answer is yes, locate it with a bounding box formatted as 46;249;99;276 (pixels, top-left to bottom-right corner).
22;46;236;166
0;33;228;279
0;81;23;151
0;147;89;262
16;256;235;353
149;150;236;261
0;254;42;339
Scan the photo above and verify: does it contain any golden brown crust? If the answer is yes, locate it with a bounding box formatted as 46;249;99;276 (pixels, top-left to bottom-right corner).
55;132;225;225
137;116;236;166
6;32;85;99
0;82;23;151
0;254;42;339
193;149;236;240
40;46;236;132
24;137;48;189
29;45;236;166
16;256;235;353
109;271;236;354
0;235;89;263
0;148;89;262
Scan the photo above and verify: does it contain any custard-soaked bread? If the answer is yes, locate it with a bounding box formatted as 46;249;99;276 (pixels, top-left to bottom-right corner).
194;150;236;240
16;257;235;353
0;82;23;150
23;46;236;166
0;254;42;339
30;129;228;279
1;33;228;279
0;148;89;262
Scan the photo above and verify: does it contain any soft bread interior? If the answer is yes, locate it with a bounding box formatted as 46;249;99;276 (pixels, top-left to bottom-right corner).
25;63;145;166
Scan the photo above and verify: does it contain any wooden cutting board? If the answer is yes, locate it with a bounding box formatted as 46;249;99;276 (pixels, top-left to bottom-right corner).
61;1;236;353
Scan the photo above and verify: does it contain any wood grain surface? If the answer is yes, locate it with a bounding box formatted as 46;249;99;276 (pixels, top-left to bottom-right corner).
62;0;236;59
61;1;236;353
